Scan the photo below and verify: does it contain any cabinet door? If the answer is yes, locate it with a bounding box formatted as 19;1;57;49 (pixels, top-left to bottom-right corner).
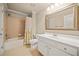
38;42;48;56
49;47;70;56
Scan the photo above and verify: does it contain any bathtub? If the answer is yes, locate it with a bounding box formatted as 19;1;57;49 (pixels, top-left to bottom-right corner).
4;38;24;50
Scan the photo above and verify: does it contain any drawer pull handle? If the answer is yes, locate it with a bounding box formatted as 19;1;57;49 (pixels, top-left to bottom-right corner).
64;48;67;50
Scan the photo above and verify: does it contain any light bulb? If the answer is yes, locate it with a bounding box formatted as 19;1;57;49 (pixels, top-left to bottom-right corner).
59;3;64;5
50;5;54;9
55;3;60;7
47;7;50;11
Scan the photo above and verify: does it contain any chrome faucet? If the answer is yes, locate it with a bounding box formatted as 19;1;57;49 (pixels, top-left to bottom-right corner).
53;33;57;36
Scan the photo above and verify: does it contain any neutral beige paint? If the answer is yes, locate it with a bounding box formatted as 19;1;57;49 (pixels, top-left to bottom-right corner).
32;11;36;35
36;10;46;34
6;12;25;39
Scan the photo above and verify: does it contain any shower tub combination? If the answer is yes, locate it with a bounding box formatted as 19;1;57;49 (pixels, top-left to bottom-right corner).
0;38;24;55
4;38;24;50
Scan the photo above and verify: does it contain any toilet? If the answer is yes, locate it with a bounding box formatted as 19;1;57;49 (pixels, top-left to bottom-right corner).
30;34;38;48
30;39;38;48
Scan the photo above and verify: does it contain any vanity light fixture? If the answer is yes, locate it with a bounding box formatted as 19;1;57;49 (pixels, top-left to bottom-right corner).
55;3;60;7
47;7;50;11
46;4;54;11
46;3;65;14
55;3;64;6
50;4;54;9
46;3;64;12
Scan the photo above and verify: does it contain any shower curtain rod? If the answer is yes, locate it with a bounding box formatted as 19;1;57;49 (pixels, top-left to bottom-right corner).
7;9;28;16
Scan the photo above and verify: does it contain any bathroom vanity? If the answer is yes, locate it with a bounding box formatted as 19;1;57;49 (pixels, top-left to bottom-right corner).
37;34;79;56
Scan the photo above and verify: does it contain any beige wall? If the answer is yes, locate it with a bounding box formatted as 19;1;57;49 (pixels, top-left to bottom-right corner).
36;10;46;34
46;30;79;36
32;11;36;35
6;12;25;39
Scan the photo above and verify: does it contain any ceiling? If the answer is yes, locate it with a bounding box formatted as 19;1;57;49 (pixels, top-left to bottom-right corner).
7;3;50;14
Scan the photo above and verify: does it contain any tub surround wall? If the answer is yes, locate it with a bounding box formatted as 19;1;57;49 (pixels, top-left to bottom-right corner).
6;12;25;39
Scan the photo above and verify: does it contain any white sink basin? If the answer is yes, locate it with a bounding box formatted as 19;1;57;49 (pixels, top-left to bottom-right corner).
38;33;79;47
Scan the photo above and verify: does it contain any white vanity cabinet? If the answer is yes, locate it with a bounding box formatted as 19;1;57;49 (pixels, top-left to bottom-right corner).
38;42;48;56
48;47;70;56
37;35;79;56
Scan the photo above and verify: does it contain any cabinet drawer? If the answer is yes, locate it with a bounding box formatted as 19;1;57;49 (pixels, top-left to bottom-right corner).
38;42;48;55
49;47;70;56
56;42;77;56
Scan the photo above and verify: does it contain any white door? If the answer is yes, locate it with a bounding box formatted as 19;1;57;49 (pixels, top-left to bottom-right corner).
0;3;4;55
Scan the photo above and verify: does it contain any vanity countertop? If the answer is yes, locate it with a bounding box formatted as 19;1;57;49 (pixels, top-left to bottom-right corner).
37;34;79;48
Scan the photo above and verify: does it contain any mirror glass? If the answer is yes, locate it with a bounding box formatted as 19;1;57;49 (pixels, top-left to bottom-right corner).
45;6;75;30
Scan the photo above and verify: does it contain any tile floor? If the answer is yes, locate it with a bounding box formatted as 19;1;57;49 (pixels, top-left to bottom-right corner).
3;46;42;56
3;38;42;56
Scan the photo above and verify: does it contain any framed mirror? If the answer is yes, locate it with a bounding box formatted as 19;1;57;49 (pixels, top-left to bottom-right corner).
45;6;76;30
